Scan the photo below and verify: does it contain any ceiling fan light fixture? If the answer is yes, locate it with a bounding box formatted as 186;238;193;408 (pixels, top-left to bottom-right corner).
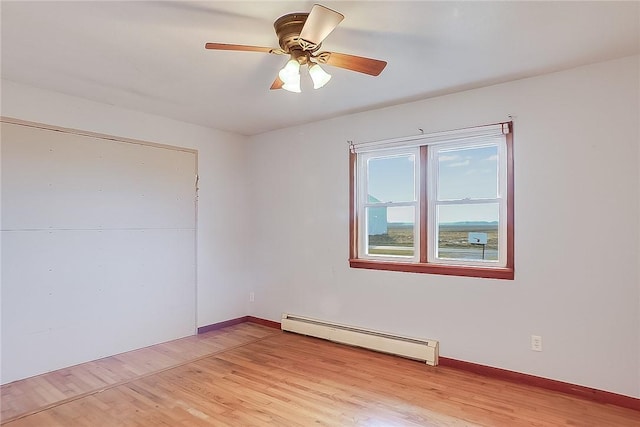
282;73;301;93
278;58;300;84
309;63;331;89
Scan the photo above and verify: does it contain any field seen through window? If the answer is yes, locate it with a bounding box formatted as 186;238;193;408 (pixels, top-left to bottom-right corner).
368;222;499;260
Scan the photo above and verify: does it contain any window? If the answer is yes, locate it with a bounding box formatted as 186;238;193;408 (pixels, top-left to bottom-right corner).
349;122;514;279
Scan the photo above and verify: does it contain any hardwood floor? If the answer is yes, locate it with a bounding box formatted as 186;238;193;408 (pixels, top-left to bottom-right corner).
2;322;639;426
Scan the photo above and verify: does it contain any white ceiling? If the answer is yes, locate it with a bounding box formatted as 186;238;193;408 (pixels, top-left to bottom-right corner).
2;1;639;136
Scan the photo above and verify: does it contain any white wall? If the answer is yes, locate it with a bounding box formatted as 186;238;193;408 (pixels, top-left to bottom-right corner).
0;80;251;337
246;56;640;398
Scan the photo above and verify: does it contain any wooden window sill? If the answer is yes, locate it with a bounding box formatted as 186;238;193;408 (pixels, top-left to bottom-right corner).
349;259;514;280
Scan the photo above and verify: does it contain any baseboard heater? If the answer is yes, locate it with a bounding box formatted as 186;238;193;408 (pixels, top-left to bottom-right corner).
281;313;439;366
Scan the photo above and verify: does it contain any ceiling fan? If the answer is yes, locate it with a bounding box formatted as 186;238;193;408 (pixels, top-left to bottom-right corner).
205;4;387;93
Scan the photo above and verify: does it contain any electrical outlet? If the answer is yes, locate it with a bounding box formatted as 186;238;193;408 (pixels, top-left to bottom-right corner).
531;335;542;352
249;292;255;302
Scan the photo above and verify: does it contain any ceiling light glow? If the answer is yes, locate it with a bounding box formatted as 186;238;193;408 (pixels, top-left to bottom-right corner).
309;63;331;89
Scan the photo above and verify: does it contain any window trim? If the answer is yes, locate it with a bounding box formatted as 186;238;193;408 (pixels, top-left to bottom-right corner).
349;122;514;280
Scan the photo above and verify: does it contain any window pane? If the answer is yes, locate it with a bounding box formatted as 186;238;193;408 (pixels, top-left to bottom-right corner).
435;204;499;261
367;154;415;203
367;206;414;257
437;145;498;200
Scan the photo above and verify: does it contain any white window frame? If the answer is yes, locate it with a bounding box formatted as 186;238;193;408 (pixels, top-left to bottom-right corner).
358;148;420;262
427;138;508;267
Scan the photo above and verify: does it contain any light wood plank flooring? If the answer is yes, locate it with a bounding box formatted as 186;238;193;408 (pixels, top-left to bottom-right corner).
2;322;639;426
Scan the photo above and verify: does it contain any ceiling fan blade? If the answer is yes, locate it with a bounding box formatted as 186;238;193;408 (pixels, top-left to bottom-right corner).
270;75;284;90
299;4;344;46
205;43;282;54
320;52;387;76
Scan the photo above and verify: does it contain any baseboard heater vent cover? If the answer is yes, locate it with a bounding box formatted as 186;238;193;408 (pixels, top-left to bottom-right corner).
281;313;438;366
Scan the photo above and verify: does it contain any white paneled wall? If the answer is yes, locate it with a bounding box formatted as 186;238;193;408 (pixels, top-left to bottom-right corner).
0;79;252;362
1;122;197;383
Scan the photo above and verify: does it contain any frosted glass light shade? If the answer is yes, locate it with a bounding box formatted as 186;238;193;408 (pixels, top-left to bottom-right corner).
309;63;331;89
278;59;300;84
282;73;301;93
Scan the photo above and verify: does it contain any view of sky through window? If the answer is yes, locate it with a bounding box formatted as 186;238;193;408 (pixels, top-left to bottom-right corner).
367;154;415;203
436;144;499;223
366;144;499;224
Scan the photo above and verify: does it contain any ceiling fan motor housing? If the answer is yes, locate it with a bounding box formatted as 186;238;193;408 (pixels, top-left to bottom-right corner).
274;13;321;59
